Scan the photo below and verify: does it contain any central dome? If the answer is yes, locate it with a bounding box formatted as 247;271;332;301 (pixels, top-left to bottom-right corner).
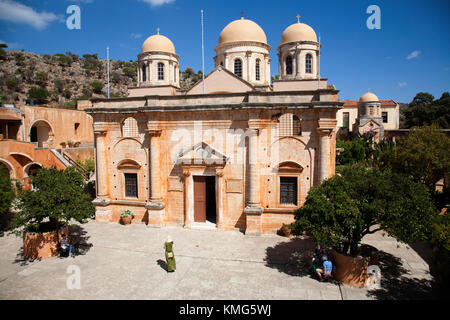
142;34;175;54
280;22;317;45
218;17;267;46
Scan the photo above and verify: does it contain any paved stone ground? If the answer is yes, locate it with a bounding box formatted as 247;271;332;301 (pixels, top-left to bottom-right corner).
0;220;446;300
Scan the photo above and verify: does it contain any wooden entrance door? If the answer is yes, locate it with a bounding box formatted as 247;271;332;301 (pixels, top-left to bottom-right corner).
193;176;206;222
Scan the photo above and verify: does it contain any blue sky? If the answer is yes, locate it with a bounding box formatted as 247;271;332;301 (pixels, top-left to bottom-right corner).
1;0;449;103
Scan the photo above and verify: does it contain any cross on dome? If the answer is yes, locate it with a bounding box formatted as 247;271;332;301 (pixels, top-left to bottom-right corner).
156;27;160;35
240;10;244;19
296;14;300;23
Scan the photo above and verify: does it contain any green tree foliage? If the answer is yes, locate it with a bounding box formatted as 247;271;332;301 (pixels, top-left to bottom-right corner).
389;124;450;191
291;165;438;256
34;71;48;85
0;166;15;215
403;92;450;128
9;167;95;235
5;78;19;91
53;53;73;67
27;86;50;104
53;78;64;93
90;81;103;94
431;213;450;286
0;43;7;60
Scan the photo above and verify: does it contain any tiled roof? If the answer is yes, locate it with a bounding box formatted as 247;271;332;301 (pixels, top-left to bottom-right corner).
343;99;397;107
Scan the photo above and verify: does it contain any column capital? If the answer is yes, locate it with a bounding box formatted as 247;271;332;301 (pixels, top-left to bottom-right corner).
94;130;107;136
215;168;224;177
146;129;162;137
182;166;191;177
316;128;332;136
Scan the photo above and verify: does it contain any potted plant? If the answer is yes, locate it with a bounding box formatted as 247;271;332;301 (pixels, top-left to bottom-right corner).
74;141;80;147
9;167;95;259
280;223;292;237
290;165;438;287
120;209;134;225
67;141;73;148
60;141;66;148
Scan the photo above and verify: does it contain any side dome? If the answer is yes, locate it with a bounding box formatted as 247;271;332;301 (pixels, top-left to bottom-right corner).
142;34;176;54
280;22;317;45
359;92;379;102
218;18;267;46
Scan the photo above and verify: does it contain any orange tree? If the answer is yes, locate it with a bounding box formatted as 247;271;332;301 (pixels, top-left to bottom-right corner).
291;165;438;256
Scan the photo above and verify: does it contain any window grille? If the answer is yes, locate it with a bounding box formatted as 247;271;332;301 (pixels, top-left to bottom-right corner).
125;173;138;198
280;177;297;205
255;59;260;81
122;117;139;137
286;55;293;75
142;65;146;82
382;112;388;123
158;63;164;80
305;54;312;74
277;113;301;136
234;59;242;78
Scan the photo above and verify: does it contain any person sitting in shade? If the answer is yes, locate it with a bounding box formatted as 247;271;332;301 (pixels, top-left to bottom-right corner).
164;235;176;272
322;255;333;280
60;233;75;258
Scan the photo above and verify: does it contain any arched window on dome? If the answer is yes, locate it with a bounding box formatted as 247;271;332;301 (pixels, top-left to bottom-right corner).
157;62;164;80
305;54;312;74
255;59;261;81
234;59;242;78
121;117;139;137
286;55;293;75
142;65;147;82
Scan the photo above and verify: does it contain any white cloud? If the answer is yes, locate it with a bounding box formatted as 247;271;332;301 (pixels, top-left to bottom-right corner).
406;50;421;60
140;0;175;7
0;0;59;30
398;82;407;87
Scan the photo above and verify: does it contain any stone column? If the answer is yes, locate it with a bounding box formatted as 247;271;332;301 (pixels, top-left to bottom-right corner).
146;61;150;84
93;129;111;222
145;129;165;227
215;167;224;229
244;127;263;235
246;51;251;82
317;128;332;183
182;167;191;229
295;47;300;78
94;130;108;199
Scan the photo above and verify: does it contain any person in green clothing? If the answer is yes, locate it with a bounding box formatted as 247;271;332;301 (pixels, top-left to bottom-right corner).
164;235;176;272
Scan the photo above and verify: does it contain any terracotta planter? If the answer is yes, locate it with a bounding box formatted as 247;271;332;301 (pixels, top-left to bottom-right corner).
120;215;133;225
23;226;68;259
331;248;378;287
280;225;291;237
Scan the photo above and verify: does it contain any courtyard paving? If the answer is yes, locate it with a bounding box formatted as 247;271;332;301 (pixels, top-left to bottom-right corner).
0;220;446;300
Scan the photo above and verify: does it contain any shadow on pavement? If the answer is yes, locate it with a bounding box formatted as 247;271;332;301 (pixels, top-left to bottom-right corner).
157;259;168;272
366;250;445;300
65;224;93;257
264;236;316;277
0;210;14;237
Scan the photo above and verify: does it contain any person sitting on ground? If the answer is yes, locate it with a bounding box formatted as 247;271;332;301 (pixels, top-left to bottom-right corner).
322;255;333;279
61;233;75;257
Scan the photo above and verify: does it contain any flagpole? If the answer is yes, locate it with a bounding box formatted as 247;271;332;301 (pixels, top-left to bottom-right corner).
318;35;320;90
107;46;110;98
201;9;205;94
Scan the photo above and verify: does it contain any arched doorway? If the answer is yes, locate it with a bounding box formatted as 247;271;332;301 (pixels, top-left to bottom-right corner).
30;120;53;148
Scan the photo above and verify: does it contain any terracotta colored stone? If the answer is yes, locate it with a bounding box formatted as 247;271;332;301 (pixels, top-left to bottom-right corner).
23;226;68;259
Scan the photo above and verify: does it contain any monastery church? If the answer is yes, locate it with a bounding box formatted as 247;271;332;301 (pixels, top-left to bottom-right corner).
86;15;390;235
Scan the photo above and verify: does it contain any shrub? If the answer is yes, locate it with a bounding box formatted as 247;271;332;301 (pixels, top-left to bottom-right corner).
120;209;134;217
27;86;50;104
0;166;15;215
53;53;72;67
6;78;18;91
91;81;103;94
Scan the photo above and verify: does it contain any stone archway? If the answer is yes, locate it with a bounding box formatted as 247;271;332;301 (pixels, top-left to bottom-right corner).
30;120;54;148
0;158;15;179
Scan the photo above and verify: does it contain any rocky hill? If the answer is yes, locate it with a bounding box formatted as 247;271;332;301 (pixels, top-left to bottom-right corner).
0;48;202;109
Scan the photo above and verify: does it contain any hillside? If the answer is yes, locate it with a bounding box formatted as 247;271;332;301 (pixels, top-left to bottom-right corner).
0;49;202;108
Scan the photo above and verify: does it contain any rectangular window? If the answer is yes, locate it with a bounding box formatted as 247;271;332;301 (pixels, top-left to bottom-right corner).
343;112;349;129
280;177;298;205
124;173;138;198
158;63;164;80
382;112;388;123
